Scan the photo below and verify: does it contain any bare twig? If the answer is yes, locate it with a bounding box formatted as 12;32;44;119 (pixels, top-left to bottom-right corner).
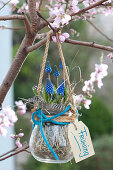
71;0;108;16
37;11;56;32
0;145;29;161
0;15;26;21
0;25;25;30
0;146;18;158
87;18;113;43
38;0;43;11
0;0;11;10
65;39;113;53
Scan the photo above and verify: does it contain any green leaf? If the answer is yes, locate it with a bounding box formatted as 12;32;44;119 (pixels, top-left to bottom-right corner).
43;87;49;102
32;87;38;95
64;85;69;102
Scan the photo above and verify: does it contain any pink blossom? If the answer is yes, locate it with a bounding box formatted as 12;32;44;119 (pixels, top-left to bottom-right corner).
0;125;7;136
3;107;18;123
51;13;71;28
9;0;19;5
73;94;83;105
10;134;15;139
83;0;90;7
15;100;26;115
59;35;65;42
9;0;19;12
71;0;79;13
83;99;91;109
107;53;113;62
82;80;94;93
73;94;91;109
52;32;69;43
96;78;103;89
10;131;24;148
16;140;22;148
0;107;18;136
18;133;24;138
62;33;69;39
17;3;29;14
95;64;108;77
3;116;10;127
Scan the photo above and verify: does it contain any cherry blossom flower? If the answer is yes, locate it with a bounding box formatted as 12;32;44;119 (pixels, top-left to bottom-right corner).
16;140;22;148
10;132;24;148
83;99;91;109
90;64;108;88
3;107;18;123
0;107;18;136
107;53;113;62
0;124;7;136
9;0;19;12
73;62;108;110
73;94;91;109
17;3;29;14
71;0;79;13
52;32;69;43
82;80;95;93
15;100;26;115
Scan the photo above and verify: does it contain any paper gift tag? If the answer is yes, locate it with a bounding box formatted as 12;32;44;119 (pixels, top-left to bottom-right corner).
68;121;95;163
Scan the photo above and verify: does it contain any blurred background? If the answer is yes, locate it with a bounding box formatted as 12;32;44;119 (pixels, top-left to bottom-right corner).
0;1;113;170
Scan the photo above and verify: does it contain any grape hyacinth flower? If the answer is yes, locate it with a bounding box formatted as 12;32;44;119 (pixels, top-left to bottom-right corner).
45;61;52;79
46;78;54;95
54;65;60;77
54;65;60;88
57;79;65;96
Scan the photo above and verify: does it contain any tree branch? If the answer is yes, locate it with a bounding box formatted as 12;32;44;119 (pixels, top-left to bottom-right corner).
0;15;25;21
0;145;29;161
0;25;25;30
71;0;108;16
86;19;113;43
27;30;53;52
0;146;18;158
65;39;113;53
28;0;39;33
0;0;41;107
0;0;11;10
38;0;43;11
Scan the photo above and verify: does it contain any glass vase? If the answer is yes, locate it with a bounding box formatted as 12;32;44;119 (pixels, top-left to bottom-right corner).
29;123;73;163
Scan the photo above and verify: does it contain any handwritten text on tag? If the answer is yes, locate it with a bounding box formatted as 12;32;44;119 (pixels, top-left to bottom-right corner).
68;121;95;163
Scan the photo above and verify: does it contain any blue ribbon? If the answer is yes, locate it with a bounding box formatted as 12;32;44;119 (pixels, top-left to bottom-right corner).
32;105;79;160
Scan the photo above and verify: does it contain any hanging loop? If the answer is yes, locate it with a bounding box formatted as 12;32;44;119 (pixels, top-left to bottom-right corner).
56;32;75;106
37;31;52;95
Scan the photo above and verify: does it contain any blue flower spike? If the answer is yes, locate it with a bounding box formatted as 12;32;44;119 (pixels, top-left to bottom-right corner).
54;65;60;78
46;78;54;95
45;61;52;73
57;79;65;96
59;57;63;70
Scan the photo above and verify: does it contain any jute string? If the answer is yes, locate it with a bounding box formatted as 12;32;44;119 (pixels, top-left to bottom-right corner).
37;32;51;95
56;32;74;106
36;31;77;119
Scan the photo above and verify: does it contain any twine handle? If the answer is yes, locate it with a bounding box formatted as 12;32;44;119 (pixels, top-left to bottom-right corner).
56;32;74;106
37;31;52;94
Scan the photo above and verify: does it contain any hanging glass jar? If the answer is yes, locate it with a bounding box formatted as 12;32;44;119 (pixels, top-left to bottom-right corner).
29;123;73;163
29;32;77;163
